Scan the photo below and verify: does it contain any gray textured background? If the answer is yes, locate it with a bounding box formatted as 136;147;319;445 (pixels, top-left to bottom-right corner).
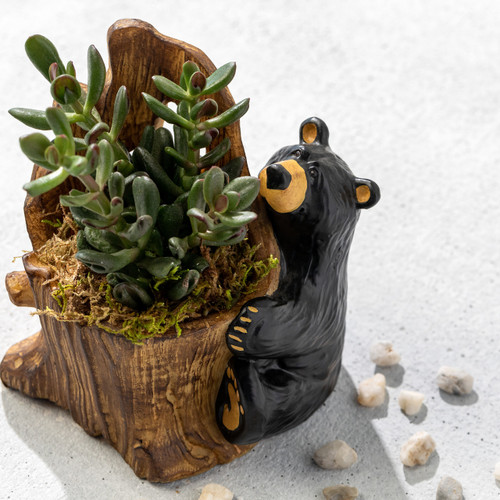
1;1;499;499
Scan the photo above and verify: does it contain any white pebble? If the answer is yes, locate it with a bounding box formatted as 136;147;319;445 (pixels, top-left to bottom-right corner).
357;373;386;407
437;366;474;395
436;476;463;500
369;341;401;366
399;390;425;416
400;431;436;467
494;462;500;481
323;484;359;500
313;440;358;469
198;483;233;500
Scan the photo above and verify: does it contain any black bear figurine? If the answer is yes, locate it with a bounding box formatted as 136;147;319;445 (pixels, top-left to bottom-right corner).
215;117;380;445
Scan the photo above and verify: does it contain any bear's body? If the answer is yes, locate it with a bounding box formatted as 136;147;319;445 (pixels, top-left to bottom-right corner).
216;117;380;445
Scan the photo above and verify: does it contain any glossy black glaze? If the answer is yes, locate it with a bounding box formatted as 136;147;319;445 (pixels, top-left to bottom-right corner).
215;117;380;445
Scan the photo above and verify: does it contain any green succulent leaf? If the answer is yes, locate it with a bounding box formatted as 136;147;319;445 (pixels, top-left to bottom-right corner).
199;98;249;130
173;124;189;159
144;229;163;257
66;60;76;77
50;74;82;105
109;197;124;218
45;107;74;154
198;227;241;242
142;93;195;130
186;207;215;231
84;44;106;115
112;282;154;310
132;147;183;201
74;138;88;152
188;71;206;96
202;62;236;96
138;256;180;278
112;159;133;176
197;137;231;168
221;156;246;181
203;227;247;247
168;236;189;259
223;176;260;210
62;155;89;176
23;167;70;197
76;247;140;274
214;194;229;213
76;230;92;250
163;146;196;173
139;125;155;151
84;143;100;172
203;166;225;210
189;129;218;150
182;254;209;274
180;61;200;90
83;226;122;253
151;127;174;163
9;108;50;130
132;175;161;224
119;215;154;243
165;269;200;300
59;189;100;208
109;86;129;141
187;178;206;211
70;206;112;227
152;75;190;101
108;171;125;199
44;145;59;166
95;139;114;189
53;134;72;156
190;99;218;121
19;133;54;170
157;204;184;239
84;122;109;145
216;210;257;228
25;34;66;82
225;191;241;211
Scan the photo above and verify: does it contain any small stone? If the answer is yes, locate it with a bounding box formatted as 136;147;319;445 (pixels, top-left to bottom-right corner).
437;366;474;395
436;476;463;499
494;462;500;481
400;431;436;466
198;483;233;500
313;440;358;469
399;390;425;416
357;373;386;407
369;341;401;366
323;484;359;500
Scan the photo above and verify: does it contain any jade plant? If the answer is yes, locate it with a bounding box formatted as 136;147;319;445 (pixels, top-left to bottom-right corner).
10;35;260;311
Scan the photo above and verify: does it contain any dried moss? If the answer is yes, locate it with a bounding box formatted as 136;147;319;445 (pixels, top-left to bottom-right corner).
35;219;278;343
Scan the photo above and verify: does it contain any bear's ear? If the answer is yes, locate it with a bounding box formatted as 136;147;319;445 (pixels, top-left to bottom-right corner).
354;178;381;209
299;117;330;147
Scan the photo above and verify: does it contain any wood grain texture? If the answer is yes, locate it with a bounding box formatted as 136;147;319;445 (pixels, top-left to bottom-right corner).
5;271;35;307
1;19;280;482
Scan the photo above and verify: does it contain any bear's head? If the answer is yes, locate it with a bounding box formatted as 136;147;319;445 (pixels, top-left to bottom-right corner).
258;117;380;240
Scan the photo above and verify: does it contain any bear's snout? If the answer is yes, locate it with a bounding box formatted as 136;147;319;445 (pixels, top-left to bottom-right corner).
264;164;292;190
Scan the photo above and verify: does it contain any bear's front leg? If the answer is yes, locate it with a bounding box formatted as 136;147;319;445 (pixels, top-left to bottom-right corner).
225;296;284;357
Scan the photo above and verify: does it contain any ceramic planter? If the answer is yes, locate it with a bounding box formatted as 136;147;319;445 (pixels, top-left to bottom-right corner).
1;19;279;483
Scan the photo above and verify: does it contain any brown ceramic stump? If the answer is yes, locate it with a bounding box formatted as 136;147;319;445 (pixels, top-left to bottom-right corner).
0;19;279;482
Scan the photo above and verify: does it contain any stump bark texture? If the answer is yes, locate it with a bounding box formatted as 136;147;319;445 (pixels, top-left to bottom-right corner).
0;19;279;482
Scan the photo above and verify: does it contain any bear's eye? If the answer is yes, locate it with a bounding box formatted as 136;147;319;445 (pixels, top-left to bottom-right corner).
292;148;309;160
308;162;319;179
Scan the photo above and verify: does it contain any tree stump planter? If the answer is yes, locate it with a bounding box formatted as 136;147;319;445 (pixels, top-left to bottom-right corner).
1;19;279;482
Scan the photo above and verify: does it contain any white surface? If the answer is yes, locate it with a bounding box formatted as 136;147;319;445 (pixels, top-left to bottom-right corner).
1;1;499;499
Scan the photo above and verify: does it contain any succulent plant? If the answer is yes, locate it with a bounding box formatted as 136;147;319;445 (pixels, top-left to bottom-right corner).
10;35;260;311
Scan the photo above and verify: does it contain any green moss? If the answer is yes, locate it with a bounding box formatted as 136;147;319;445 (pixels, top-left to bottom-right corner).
36;229;278;344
